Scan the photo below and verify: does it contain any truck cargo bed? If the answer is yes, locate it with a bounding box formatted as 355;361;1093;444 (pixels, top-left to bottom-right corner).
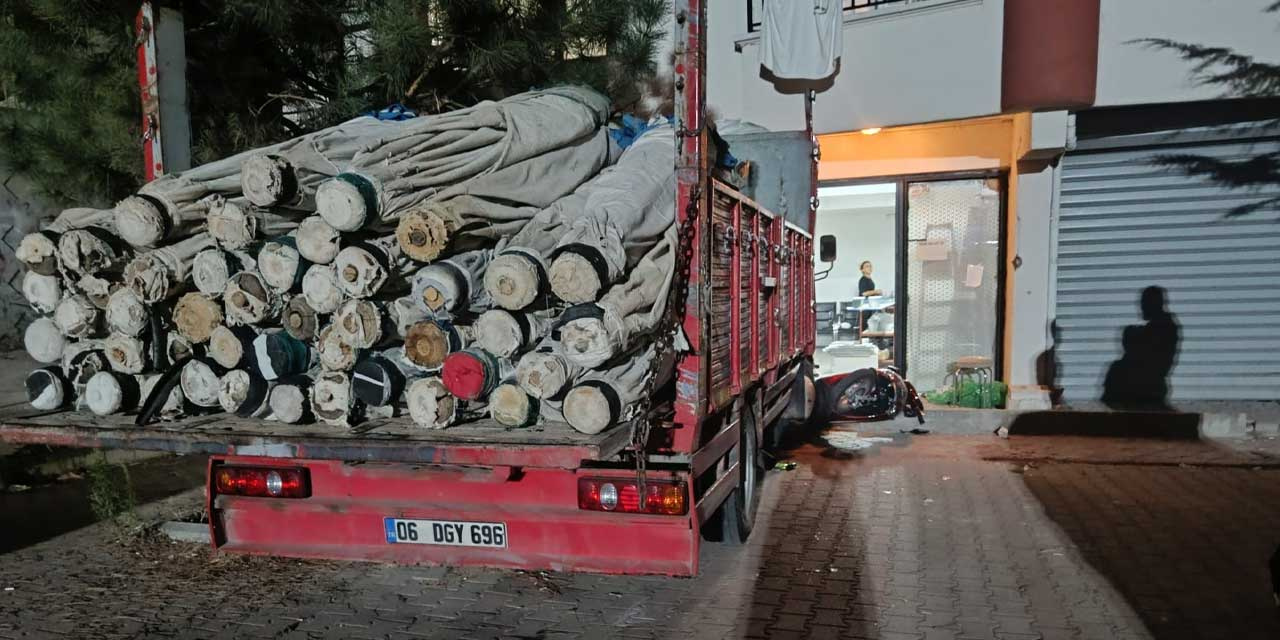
0;355;629;469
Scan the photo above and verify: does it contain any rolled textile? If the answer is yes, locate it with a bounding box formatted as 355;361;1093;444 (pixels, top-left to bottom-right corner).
295;216;341;265
249;332;315;381
547;125;676;304
312;371;362;427
179;358;224;408
104;334;148;374
208;325;257;370
557;223;678;369
405;376;481;429
394;127;617;262
316;323;360;372
515;341;582;401
301;263;343;314
441;348;512;402
333;235;414;299
351;354;414;408
21;271;63;314
489;382;539;428
54;294;102;339
191;248;251;297
474;309;550;359
16;207;116;276
218;369;273;418
84;371;144;416
257;234;310;293
562;342;678;435
282;296;322;342
25;317;67;364
241;115;398;210
122;233;215;303
205;197;299;251
223;271;283;326
409;249;491;317
269;376;314;424
332;299;397;350
105;288;150;337
67;348;110;410
403;319;472;371
319;86;610;232
26;367;70;411
172;292;224;343
141;372;186;421
57;228;131;278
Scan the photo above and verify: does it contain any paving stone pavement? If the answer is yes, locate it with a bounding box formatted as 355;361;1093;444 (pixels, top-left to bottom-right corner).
1;434;1278;639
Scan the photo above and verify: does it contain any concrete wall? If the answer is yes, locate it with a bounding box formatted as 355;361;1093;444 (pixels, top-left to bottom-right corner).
0;169;53;349
709;0;1004;134
1095;0;1280;107
1007;163;1056;387
710;0;1280;136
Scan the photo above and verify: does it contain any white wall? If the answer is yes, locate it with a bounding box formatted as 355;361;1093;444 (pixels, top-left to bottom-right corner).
1095;0;1280;107
708;0;1004;134
813;188;897;304
1008;164;1056;387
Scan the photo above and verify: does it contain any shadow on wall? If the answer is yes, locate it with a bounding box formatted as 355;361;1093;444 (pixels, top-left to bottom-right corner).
1101;286;1181;412
1035;319;1062;407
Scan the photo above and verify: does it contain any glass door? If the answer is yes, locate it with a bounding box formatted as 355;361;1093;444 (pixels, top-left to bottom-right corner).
812;182;898;377
901;177;1004;395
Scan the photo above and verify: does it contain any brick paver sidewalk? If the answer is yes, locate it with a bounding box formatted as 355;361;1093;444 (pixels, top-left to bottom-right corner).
2;434;1278;639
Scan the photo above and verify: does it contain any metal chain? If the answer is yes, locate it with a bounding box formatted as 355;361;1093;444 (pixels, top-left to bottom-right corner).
632;184;700;498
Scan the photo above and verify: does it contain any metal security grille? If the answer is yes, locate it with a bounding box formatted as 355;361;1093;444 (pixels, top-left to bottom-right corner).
746;0;906;33
1055;123;1280;402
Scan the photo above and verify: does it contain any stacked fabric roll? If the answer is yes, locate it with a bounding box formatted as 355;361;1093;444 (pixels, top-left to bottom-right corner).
18;87;682;436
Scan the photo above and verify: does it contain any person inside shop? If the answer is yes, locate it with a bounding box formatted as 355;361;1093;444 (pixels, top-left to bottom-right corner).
856;260;883;331
857;260;882;298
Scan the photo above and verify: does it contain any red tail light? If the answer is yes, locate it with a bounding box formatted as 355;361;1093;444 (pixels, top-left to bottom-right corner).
577;477;687;515
214;466;310;499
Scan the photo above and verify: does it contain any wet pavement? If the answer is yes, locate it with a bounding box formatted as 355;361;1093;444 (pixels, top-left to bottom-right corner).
1;431;1279;639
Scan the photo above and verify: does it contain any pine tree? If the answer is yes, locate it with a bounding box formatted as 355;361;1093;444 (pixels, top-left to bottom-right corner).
1134;0;1280;218
0;0;142;206
359;0;669;115
0;0;670;207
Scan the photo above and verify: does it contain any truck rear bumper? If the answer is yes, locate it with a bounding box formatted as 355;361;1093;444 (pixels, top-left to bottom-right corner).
208;456;700;576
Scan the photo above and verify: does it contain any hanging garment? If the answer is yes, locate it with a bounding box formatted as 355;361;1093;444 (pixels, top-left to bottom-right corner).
760;0;844;81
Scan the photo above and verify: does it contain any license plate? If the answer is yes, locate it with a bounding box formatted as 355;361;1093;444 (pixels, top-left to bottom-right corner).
383;517;507;548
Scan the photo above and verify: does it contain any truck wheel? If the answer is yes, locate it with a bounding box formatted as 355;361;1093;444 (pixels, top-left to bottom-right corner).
721;398;763;545
772;361;815;449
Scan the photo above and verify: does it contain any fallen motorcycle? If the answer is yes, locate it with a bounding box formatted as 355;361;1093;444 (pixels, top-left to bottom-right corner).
815;366;926;424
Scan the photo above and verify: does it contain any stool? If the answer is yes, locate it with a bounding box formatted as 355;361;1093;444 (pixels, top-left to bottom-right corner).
944;356;994;408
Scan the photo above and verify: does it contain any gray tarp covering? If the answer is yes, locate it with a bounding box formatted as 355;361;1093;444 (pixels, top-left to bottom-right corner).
550;125;676;287
320;86;612;231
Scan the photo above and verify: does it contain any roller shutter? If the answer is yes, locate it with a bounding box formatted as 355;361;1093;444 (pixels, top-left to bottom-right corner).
1055;122;1280;402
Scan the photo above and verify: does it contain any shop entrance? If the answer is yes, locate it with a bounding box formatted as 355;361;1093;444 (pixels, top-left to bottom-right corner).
814;174;1006;397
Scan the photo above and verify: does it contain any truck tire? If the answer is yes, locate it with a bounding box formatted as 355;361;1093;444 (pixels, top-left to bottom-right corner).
770;360;815;450
721;397;763;545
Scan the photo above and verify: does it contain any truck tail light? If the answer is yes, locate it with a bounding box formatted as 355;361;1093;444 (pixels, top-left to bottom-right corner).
577;477;687;515
214;466;310;499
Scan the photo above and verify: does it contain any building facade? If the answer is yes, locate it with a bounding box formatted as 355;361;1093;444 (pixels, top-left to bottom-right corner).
709;0;1280;407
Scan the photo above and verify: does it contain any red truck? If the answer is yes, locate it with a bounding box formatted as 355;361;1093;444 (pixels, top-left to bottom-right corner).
0;0;819;576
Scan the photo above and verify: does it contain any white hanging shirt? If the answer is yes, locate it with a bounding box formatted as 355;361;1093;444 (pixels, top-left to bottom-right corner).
760;0;844;80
